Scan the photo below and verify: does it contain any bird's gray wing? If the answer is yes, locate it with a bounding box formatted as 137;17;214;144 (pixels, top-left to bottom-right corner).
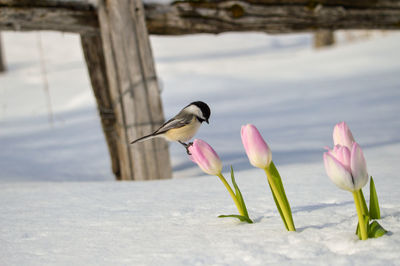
154;112;193;135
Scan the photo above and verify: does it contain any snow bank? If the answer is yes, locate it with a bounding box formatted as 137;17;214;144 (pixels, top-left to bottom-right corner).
1;161;399;265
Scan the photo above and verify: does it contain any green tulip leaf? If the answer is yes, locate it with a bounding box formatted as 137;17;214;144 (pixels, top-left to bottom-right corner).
369;177;381;219
355;215;370;239
267;161;295;230
268;180;289;231
269;162;289;209
368;221;387;238
218;214;253;223
359;189;369;216
230;166;250;218
356;222;360;238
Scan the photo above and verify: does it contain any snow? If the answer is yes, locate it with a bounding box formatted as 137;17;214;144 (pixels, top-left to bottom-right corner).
1;31;400;265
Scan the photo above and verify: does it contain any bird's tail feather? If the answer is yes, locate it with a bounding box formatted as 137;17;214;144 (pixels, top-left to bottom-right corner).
130;134;159;144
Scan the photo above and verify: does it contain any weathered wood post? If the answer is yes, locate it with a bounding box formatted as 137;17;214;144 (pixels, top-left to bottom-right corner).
314;30;335;48
96;0;172;180
81;34;121;179
0;33;5;72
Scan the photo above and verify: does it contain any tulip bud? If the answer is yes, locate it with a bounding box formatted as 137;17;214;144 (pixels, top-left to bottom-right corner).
189;139;223;176
333;122;355;150
324;142;368;192
241;124;272;169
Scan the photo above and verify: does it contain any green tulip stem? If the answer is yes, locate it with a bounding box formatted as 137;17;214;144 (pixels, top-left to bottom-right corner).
217;173;245;217
264;167;296;231
353;190;368;240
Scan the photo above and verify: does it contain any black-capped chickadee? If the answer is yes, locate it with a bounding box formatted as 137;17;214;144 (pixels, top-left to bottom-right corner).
130;101;211;153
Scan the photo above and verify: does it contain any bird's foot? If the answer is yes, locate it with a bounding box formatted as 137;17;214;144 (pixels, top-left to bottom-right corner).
186;142;193;155
185;142;194;155
179;141;193;155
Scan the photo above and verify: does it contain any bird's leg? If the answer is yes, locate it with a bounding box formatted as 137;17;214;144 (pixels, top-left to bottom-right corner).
179;141;193;155
185;142;194;155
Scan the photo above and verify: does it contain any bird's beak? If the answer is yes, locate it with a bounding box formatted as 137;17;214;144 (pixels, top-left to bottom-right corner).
205;119;209;124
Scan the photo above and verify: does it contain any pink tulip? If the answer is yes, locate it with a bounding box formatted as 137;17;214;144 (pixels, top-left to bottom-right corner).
333;122;355;150
241;124;272;169
323;142;368;192
188;139;222;176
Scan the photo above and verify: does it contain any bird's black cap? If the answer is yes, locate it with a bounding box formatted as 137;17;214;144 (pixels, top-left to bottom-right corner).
191;101;211;123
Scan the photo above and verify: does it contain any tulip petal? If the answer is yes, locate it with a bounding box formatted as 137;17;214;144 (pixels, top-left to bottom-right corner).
350;142;368;190
188;145;197;163
333;122;355;149
241;124;272;169
334;145;352;173
189;139;222;176
195;144;212;173
324;152;355;191
241;126;249;154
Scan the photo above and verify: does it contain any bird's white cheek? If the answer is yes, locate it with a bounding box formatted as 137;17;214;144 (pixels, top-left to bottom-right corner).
184;105;203;118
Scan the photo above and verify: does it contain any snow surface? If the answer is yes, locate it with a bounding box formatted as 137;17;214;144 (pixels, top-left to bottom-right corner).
1;31;400;265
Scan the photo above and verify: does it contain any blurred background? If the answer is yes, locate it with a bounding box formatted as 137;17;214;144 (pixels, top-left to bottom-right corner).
1;30;399;181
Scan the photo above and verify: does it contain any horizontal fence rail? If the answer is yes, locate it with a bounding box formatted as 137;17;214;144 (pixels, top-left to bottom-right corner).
1;0;400;35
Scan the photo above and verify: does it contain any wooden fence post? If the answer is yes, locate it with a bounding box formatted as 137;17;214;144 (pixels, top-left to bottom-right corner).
314;30;335;48
81;34;121;180
96;0;172;180
0;33;5;72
